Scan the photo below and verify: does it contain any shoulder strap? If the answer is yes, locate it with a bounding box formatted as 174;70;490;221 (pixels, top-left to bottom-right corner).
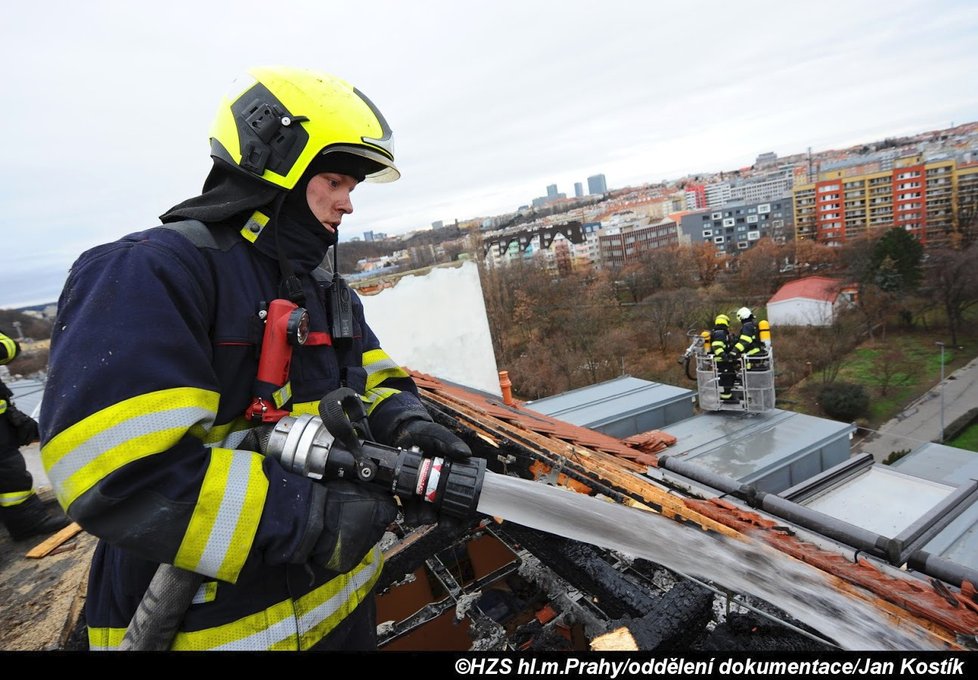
158;220;239;251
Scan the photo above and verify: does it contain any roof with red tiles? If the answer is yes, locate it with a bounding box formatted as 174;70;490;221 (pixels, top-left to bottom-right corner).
408;369;676;466
767;275;845;304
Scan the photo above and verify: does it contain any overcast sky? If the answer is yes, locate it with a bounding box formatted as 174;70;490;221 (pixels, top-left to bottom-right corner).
3;0;978;308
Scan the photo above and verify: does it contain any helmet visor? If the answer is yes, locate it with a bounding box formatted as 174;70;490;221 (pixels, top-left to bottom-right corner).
320;145;400;183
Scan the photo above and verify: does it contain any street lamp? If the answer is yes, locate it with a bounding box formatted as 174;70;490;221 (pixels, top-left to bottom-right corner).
936;341;945;443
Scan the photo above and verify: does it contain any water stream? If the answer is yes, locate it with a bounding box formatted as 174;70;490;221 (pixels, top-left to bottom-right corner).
476;470;941;651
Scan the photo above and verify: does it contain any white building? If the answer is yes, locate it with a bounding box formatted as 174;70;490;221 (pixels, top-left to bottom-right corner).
766;276;856;327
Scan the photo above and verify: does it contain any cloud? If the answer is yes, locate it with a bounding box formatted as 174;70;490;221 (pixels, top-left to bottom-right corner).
2;0;978;307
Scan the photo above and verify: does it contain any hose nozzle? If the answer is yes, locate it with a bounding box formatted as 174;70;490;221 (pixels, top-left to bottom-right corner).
261;413;485;520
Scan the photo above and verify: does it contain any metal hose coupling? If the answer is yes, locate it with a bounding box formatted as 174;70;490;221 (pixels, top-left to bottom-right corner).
261;413;486;520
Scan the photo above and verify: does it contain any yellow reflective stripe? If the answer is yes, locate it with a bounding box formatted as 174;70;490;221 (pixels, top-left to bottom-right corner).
362;387;399;415
192;581;219;605
0;489;34;507
41;387;219;508
168;547;382;650
272;382;292;409
172;597;300;651
88;548;383;651
41;388;220;509
239;210;269;243
0;399;6;414
296;545;383;648
173;448;268;583
87;626;126;651
201;416;253;446
0;335;16;364
291;401;320;416
362;349;409;392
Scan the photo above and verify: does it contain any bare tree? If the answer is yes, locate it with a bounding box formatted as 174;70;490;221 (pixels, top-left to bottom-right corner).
793;239;841;273
734;238;785;297
925;244;978;346
852;283;892;342
634;289;700;353
872;347;912;397
806;313;861;384
690;241;723;286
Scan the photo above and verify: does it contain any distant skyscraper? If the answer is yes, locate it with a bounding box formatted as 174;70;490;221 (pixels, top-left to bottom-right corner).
574;182;584;198
363;230;374;242
546;184;558;199
587;174;607;195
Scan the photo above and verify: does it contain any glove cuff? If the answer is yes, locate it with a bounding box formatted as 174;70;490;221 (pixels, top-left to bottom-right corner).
291;483;327;565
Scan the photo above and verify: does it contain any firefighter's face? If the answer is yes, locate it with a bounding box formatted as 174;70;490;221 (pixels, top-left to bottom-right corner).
306;172;357;234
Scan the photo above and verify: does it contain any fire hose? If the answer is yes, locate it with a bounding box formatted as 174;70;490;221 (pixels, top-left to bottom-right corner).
119;388;486;650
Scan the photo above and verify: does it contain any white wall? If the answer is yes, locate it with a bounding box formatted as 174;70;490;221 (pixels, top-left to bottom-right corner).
767;298;834;327
358;261;502;396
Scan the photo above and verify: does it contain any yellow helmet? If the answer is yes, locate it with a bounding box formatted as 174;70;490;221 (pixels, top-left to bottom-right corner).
209;66;400;190
714;314;730;326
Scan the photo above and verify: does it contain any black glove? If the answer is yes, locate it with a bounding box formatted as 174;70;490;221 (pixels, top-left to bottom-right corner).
392;419;472;529
392;419;471;461
307;480;398;573
5;406;39;446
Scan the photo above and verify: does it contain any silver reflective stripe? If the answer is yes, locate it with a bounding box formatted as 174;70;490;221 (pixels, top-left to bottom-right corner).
205;428;252;450
46;406;215;489
211;614;299;651
297;547;382;637
364;356;399;376
195;454;256;575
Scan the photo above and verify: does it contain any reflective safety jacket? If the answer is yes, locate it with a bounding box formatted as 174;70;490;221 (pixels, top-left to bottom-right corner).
0;330;17;411
710;327;730;359
731;320;766;358
41;223;430;650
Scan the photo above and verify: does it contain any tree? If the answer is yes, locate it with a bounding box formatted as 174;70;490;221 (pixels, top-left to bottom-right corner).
807;314;862;384
613;260;658;304
951;185;978;249
793;239;840;273
870;228;923;292
872;347;914;397
638;289;701;353
851;282;893;342
551;269;623;386
837;233;879;283
925;244;978;346
733;238;785;297
690;241;723;286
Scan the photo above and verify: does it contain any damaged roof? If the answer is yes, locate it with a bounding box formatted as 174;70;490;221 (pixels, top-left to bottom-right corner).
407;368;978;651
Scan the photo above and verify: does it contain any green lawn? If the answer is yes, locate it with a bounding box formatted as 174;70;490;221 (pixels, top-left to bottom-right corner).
948;423;978;452
782;329;977;428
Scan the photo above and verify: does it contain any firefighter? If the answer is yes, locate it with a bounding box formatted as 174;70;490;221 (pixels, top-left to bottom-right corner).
730;307;768;369
710;314;737;403
41;67;471;651
0;330;70;540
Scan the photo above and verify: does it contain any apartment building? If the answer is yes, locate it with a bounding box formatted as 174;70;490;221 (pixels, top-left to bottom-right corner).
702;170;794;209
482;221;589;269
597;219;679;268
679;197;793;255
793;155;978;245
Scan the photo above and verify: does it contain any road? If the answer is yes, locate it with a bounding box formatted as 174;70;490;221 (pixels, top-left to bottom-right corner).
856;356;978;462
